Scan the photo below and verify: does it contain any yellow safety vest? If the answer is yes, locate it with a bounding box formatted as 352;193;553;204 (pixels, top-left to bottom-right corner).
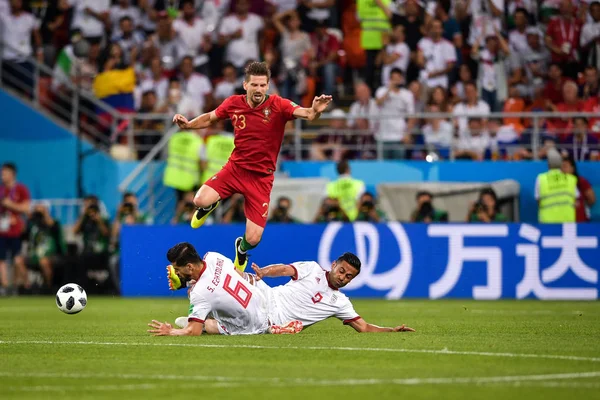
201;133;235;184
163;131;203;191
357;0;392;50
327;177;365;221
538;169;577;223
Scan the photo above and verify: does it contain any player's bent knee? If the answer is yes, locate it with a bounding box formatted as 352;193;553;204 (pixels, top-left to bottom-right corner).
193;185;220;208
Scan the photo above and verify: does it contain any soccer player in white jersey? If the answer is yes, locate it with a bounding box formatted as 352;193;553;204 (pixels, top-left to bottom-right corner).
147;242;302;336
172;252;415;334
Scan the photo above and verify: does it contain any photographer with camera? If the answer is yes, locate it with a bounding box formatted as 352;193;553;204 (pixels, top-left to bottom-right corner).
355;192;387;222
410;191;449;223
74;199;110;255
111;192;152;251
222;193;247;224
14;201;65;294
467;188;508;223
172;191;197;224
269;196;299;224
314;197;350;223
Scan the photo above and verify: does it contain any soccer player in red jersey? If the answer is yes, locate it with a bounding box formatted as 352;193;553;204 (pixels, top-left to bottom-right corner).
171;61;332;285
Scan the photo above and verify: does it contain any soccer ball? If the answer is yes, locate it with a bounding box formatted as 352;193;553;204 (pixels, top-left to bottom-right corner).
56;283;87;314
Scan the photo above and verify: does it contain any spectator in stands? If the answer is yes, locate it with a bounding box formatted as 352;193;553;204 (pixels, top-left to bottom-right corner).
269;196;299;223
214;63;239;103
355;192;387;223
582;87;600;133
172;191;197;224
581;1;600;71
467;188;508;223
114;16;145;65
392;0;425;53
484;117;520;160
309;20;340;97
110;0;141;39
449;64;474;105
416;18;456;94
41;0;73;64
435;0;462;51
314;197;349;223
508;8;531;57
0;162;31;296
347;82;379;133
164;77;200;118
375;68;415;159
580;66;600;100
410;191;448;223
502;84;526;131
14;201;65;294
562;117;600;161
222;193;247;224
466;0;503;48
408;80;426;113
379;25;410;87
273;9;311;103
0;0;42;98
453;117;490;160
302;0;336;29
562;154;596;222
71;0;111;42
423;104;454;158
471;26;511;111
311;108;348;161
139;0;162;35
545;0;581;79
136;90;165;158
173;0;212;74
150;11;185;73
547;80;583;136
137;56;169;110
73;197;110;253
429;86;452;113
452;81;491;134
179;55;213;113
516;27;550;99
218;0;264;72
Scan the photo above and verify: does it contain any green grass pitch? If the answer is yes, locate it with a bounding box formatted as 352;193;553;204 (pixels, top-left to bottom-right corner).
1;297;599;399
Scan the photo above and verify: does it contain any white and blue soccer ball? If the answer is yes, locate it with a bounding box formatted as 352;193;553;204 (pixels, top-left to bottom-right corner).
56;283;88;314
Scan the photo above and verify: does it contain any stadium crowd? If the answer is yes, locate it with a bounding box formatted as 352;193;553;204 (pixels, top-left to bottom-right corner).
1;0;600;161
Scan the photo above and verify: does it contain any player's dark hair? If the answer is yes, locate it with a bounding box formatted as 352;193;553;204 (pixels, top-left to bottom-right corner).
1;162;16;174
167;242;202;267
336;252;361;274
244;61;271;83
336;160;350;175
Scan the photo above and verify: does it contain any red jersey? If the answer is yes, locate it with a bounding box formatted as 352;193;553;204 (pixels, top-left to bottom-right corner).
582;96;600;135
576;176;592;222
0;182;30;238
546;17;581;63
215;94;299;174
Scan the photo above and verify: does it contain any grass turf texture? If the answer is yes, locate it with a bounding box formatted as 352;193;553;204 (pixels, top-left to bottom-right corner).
1;298;599;400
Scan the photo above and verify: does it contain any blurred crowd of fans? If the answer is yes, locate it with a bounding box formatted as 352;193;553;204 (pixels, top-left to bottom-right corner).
2;0;600;160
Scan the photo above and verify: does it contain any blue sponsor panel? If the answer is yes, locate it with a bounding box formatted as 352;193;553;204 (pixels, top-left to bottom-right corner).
120;223;600;299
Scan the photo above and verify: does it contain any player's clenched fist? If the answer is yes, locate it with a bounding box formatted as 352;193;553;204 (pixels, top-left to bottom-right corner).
173;114;189;129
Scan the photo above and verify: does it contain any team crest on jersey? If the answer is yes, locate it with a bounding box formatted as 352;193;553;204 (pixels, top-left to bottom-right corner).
262;107;271;123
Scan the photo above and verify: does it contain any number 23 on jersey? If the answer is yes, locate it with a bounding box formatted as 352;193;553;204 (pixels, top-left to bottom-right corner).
231;114;246;130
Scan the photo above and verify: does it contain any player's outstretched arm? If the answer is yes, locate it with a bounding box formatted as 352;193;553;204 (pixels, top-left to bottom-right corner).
147;319;204;336
251;263;296;280
292;94;333;121
173;110;221;130
347;317;415;333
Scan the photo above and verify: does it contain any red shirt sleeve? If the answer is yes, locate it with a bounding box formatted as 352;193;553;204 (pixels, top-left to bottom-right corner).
578;176;592;193
278;96;300;121
17;184;30;203
215;96;232;120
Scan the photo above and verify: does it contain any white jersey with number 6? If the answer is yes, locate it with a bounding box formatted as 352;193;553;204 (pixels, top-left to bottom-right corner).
188;252;270;335
265;261;360;327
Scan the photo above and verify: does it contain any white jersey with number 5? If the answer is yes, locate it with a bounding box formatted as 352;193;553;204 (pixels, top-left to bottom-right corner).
188;252;270;335
265;261;360;327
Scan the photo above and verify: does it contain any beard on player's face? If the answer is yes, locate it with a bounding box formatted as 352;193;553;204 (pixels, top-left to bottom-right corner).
175;264;194;287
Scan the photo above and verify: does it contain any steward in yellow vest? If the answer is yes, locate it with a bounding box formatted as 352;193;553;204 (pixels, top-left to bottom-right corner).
326;160;366;221
200;132;235;184
535;150;577;223
163;131;203;196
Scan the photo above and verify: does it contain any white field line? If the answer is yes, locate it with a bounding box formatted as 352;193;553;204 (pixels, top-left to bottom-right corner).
2;371;600;391
466;309;591;316
1;339;600;363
